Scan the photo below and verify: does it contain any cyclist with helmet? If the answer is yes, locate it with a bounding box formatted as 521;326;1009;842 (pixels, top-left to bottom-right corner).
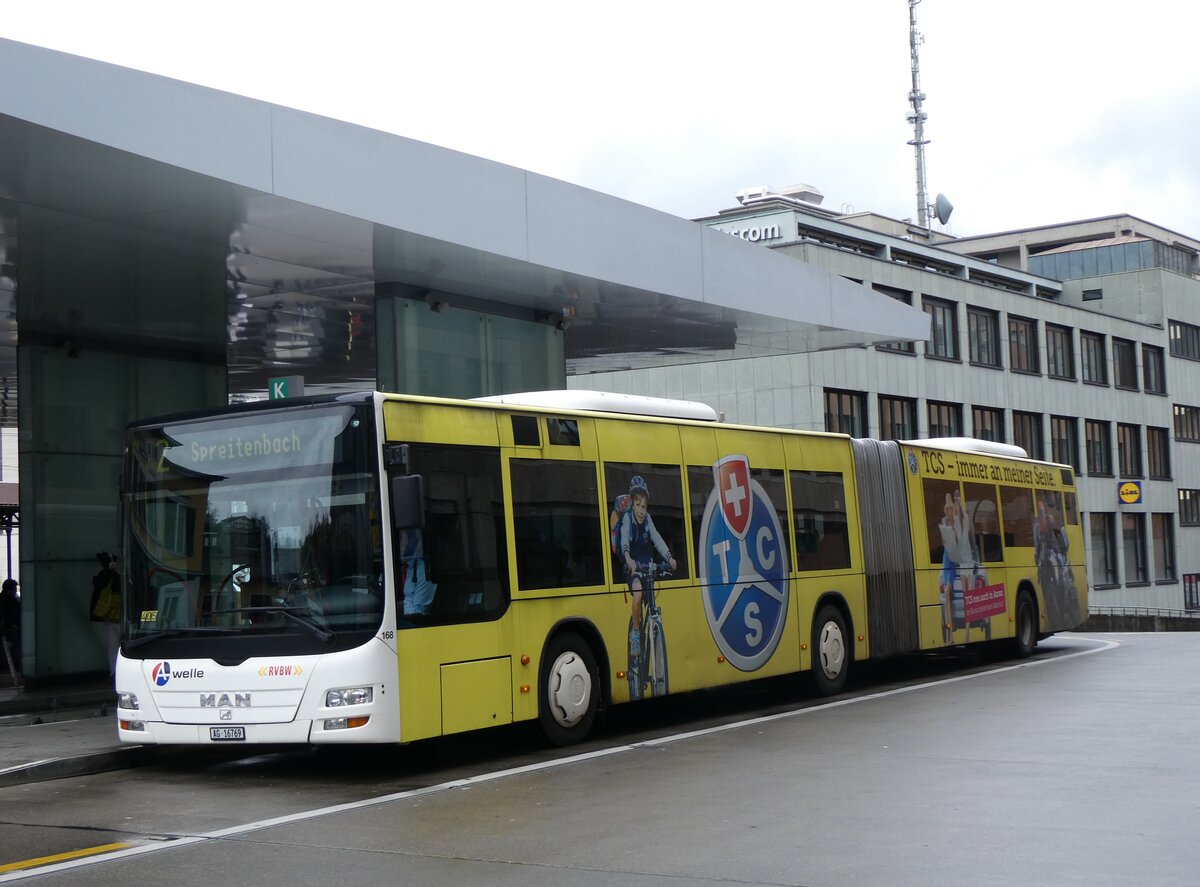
621;476;676;694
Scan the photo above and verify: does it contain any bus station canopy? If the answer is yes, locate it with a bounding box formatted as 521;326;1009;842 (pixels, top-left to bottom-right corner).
0;37;929;400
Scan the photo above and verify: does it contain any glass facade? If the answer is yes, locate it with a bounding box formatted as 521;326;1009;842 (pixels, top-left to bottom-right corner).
1028;239;1195;279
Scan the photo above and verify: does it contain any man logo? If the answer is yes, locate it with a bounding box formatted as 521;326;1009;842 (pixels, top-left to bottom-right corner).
698;455;789;671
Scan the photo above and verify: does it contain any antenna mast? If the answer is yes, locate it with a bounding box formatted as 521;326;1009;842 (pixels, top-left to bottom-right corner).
906;0;930;228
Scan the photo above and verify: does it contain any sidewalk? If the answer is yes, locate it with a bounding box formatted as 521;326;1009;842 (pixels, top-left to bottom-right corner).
0;675;149;787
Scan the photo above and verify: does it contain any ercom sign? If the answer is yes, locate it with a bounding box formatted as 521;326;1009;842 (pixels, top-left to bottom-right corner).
717;222;782;244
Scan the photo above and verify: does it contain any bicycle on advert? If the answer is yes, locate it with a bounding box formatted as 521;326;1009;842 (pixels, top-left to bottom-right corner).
627;562;671;701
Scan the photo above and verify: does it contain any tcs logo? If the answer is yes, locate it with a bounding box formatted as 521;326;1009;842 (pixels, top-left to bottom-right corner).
698;455;789;671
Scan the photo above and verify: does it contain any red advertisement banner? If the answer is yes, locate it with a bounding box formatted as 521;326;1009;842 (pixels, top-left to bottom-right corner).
964;583;1007;622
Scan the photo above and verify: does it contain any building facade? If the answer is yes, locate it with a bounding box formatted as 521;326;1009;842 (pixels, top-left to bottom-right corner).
573;191;1200;612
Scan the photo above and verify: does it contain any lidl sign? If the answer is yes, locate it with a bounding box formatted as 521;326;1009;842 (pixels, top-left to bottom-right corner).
1118;481;1142;505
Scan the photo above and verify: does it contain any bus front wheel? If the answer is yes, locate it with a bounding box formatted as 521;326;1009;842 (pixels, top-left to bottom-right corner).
812;604;851;696
1013;591;1037;659
538;631;599;746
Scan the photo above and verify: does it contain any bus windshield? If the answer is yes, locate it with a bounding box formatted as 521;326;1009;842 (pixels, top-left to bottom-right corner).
122;402;383;657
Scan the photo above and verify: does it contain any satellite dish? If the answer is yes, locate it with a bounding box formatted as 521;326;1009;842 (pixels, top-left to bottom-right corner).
934;193;954;225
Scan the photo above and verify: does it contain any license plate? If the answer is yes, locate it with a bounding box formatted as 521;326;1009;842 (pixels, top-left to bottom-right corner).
209;726;246;741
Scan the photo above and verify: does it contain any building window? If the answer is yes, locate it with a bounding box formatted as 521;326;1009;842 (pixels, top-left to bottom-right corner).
1090;513;1118;586
1117;423;1142;478
1085;420;1112;475
927;401;962;438
879;395;917;440
1011;411;1043;459
1169;319;1200;361
923;298;959;360
972;406;1004;442
824;389;867;436
1122;513;1147;584
1142;345;1166;394
1046;324;1075;380
1152;514;1176;582
968;307;1001;367
1008;316;1039;373
1112;338;1138;390
1082;288;1103;301
1147;427;1171;479
1186;574;1200;610
874;285;915;353
1174;404;1200;442
1180;489;1200;527
1050;416;1079;471
1080;331;1107;384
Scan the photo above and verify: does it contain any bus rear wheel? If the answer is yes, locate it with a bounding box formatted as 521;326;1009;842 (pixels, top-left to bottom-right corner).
538;631;599;746
812;604;851;696
1013;591;1037;659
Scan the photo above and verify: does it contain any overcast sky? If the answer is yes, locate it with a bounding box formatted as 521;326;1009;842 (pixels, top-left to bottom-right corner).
4;1;1198;238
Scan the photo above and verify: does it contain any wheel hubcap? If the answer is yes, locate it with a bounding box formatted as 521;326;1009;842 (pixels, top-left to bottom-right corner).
818;620;845;679
547;651;592;728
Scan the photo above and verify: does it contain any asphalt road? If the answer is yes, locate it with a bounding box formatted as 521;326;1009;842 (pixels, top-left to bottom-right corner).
0;632;1194;886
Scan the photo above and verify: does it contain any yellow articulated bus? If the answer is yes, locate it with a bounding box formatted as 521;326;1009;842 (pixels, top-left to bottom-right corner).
115;390;1087;747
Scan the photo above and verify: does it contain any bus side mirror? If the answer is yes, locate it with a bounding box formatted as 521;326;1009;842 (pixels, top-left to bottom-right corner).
390;474;425;530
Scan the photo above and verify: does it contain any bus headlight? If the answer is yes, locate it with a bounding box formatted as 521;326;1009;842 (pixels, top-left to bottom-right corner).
120;720;145;731
325;687;373;707
117;692;140;710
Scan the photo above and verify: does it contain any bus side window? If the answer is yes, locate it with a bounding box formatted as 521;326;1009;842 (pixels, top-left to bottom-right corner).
999;485;1035;549
791;471;851;571
963;482;1003;563
603;462;689;582
396;444;509;625
510;458;604;590
922;478;960;565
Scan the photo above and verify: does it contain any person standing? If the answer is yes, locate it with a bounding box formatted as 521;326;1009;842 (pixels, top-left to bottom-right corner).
90;552;121;676
0;578;20;678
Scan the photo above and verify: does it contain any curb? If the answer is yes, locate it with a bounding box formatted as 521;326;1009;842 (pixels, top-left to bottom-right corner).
0;745;151;788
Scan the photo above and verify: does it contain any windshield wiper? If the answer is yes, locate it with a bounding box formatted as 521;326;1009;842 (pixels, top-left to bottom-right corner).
124;626;241;651
209;606;336;645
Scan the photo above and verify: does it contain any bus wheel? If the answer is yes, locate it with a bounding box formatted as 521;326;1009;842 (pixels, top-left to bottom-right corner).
812;604;850;696
538;631;599;746
1013;591;1037;659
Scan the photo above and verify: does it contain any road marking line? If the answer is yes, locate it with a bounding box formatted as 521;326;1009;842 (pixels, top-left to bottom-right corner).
0;635;1119;882
0;843;132;874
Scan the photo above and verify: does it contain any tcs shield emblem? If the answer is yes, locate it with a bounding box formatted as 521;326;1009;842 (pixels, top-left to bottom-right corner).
714;455;752;539
699;455;789;671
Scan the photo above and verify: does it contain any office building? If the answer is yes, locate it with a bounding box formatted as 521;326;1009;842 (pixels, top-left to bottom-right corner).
574;187;1200;611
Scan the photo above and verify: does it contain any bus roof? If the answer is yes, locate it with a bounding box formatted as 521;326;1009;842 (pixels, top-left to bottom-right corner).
472;390;720;422
904;437;1029;459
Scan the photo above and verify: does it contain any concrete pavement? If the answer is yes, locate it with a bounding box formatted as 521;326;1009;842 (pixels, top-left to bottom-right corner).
0;677;142;787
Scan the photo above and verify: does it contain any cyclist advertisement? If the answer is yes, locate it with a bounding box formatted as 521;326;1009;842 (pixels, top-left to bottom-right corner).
605;465;685;700
604;456;795;699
